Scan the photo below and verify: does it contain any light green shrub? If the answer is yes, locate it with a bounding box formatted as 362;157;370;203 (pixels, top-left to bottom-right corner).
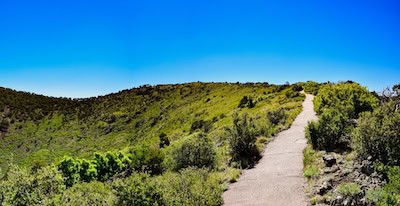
113;173;163;206
158;168;223;206
51;181;116;206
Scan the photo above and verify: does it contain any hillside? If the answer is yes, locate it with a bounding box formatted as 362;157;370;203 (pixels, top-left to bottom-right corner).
0;82;304;173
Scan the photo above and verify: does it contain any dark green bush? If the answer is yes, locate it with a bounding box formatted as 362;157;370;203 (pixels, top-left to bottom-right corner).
267;108;287;125
164;133;216;171
129;143;164;174
314;82;378;119
190;120;213;133
238;96;256;108
306;109;352;151
0;118;9;132
113;173;163;206
158;168;223;206
353;101;400;166
228;113;260;168
159;133;170;148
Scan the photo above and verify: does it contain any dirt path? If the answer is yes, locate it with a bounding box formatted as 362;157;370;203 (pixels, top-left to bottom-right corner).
223;93;317;206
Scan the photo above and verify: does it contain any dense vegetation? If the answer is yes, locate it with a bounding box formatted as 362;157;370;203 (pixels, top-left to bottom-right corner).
0;82;305;205
305;82;400;206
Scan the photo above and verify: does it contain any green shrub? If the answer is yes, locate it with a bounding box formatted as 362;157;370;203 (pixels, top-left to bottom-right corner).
190;120;213;133
0;164;65;205
59;151;132;186
304;165;320;179
238;96;256;108
94;151;132;181
51;181;116;206
0;118;10;132
353;101;400;166
337;182;361;196
267;108;287;125
303;81;320;95
303;146;320;179
129;143;164;174
366;188;399;206
164;133;216;171
113;173;163;206
228;113;260;168
159;133;170;148
158;168;223;206
285;89;299;98
306;109;352;151
314;82;378;119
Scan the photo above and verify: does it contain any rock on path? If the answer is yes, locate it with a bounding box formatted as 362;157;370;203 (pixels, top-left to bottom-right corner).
223;93;317;206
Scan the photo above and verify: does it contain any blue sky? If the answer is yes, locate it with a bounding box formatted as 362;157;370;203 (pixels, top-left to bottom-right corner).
0;0;399;97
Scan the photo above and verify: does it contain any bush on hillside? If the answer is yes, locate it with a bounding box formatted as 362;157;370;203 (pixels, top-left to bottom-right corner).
238;96;256;108
190;119;213;133
51;181;116;206
303;81;320;95
267;108;287;125
366;165;400;205
163;133;216;171
306;109;352;151
158;168;223;206
129;143;164;174
113;173;163;206
59;151;132;186
159;133;170;148
353;100;400;166
0;164;65;205
314;82;378;119
228;113;260;168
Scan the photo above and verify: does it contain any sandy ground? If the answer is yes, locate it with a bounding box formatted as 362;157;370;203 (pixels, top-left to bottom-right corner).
223;93;317;206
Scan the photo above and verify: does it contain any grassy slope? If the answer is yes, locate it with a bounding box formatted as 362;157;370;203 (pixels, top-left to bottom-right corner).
0;82;305;173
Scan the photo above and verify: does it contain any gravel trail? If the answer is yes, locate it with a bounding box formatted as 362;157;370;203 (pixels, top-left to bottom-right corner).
223;93;317;206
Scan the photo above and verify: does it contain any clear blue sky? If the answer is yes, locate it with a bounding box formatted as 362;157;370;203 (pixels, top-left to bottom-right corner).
0;0;399;97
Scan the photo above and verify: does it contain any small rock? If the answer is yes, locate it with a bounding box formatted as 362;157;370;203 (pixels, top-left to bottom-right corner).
323;165;339;174
323;154;337;167
318;180;333;195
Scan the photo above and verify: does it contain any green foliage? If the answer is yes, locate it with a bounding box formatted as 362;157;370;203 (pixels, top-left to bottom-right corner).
94;151;132;181
228;113;260;168
129;143;164;174
314;82;378;119
238;96;256;108
267;108;287;125
158;168;223;206
113;173;163;206
353;100;400;166
303;81;320;95
164;133;216;171
337;182;361;196
159;133;170;148
303;145;321;179
367;166;400;206
190;119;213;133
0;82;306;205
0;164;65;206
51;181;116;206
306;109;352;151
0;118;10;132
59;151;132;186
